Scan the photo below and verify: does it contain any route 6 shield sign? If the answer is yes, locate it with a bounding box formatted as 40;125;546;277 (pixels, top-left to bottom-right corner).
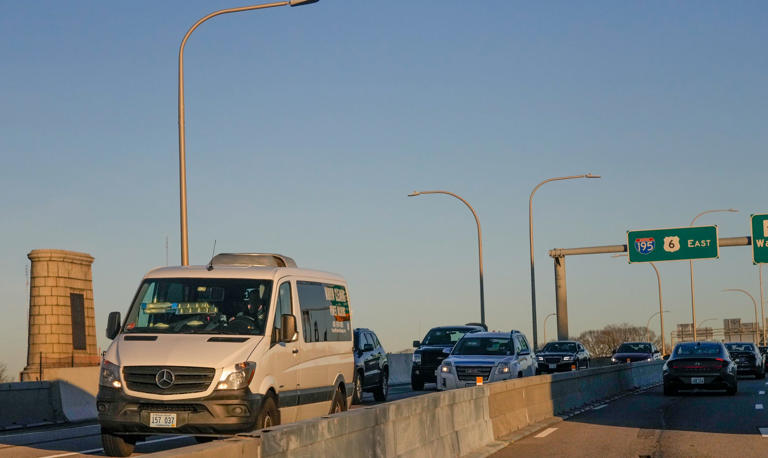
664;236;680;253
635;237;655;254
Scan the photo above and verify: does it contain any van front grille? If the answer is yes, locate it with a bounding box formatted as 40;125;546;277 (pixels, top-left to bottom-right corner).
123;366;215;395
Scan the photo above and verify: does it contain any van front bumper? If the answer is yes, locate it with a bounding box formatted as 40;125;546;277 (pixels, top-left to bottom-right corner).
97;386;263;435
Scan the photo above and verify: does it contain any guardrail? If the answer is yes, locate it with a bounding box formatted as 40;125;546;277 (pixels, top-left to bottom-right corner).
148;361;663;457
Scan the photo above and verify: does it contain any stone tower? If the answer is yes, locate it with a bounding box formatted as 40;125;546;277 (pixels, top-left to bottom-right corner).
21;249;99;381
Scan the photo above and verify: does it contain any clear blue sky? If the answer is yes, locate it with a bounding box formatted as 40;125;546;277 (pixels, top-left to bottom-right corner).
1;1;767;379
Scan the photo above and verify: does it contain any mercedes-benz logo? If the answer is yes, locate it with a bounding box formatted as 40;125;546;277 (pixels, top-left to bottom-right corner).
155;369;175;389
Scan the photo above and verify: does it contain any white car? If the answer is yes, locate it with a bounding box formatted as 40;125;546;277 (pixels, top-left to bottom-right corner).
97;253;354;457
436;330;536;390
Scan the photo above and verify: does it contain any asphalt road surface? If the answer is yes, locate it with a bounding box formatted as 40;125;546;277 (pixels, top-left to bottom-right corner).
492;376;768;457
0;384;418;457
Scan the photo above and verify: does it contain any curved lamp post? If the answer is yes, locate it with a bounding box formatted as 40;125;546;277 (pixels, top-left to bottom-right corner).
613;254;668;354
645;309;670;344
542;312;556;348
722;289;760;344
409;190;485;327
697;318;718;330
529;173;600;349
177;0;319;265
688;208;738;339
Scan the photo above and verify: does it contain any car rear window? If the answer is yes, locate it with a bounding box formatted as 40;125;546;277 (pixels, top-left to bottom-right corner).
674;343;722;356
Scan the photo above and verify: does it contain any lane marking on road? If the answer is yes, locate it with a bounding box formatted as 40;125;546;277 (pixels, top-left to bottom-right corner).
0;424;99;441
760;391;766;395
756;404;764;410
534;428;558;438
592;404;608;410
38;435;190;458
760;427;768;437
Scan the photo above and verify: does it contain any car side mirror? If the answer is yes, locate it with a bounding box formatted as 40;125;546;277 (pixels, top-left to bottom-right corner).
413;340;421;348
280;314;298;342
363;343;374;352
106;311;121;340
442;347;452;354
519;350;530;356
663;354;670;360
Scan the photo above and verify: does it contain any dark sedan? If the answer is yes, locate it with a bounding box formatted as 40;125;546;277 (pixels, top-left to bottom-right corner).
535;341;590;374
725;342;765;379
611;342;661;364
663;341;737;395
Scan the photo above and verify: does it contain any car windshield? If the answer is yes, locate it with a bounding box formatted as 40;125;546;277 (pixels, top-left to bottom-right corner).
423;328;473;345
725;343;754;353
452;337;511;356
542;342;577;353
123;278;273;336
617;343;651;353
674;343;722;357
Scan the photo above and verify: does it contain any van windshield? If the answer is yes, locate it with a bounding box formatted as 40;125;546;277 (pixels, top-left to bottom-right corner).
123;278;273;336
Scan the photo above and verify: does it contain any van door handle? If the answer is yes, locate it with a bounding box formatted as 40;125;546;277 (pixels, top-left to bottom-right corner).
292;348;299;354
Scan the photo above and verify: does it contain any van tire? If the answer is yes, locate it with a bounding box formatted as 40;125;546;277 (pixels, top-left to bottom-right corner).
351;371;364;405
256;394;280;430
373;368;388;402
101;430;136;457
329;386;347;414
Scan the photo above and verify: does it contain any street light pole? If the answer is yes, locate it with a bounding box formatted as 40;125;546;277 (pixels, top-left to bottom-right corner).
409;190;486;327
529;173;600;349
697;318;718;330
688;209;738;340
613;254;667;354
760;264;765;345
645;309;670;345
542;313;556;347
177;0;319;266
723;289;760;344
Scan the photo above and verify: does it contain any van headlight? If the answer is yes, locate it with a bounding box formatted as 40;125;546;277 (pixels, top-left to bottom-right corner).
99;360;122;389
412;353;421;365
496;363;510;374
440;361;452;373
217;362;256;390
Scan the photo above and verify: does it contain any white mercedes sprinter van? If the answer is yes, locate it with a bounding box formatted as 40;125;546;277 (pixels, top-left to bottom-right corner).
96;253;354;456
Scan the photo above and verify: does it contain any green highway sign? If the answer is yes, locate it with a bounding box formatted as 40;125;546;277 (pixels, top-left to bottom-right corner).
752;213;768;264
627;226;719;263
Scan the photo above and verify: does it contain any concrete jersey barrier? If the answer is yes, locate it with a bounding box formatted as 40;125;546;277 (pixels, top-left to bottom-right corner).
149;361;663;457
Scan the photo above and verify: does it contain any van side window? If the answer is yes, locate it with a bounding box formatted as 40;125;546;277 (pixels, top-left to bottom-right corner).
272;282;293;344
296;281;351;343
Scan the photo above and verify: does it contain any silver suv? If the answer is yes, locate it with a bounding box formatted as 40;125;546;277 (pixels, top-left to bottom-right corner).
436;330;535;390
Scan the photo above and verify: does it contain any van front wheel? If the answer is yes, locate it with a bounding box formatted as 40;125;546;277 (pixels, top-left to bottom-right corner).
256;395;280;430
101;430;136;457
330;387;347;414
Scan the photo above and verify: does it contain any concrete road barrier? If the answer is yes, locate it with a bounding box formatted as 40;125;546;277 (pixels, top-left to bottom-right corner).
148;361;663;457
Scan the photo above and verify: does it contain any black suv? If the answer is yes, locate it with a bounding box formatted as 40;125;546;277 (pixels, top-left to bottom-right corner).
352;328;389;404
411;324;485;390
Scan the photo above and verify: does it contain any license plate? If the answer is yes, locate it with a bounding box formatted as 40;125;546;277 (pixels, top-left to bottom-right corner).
149;412;177;428
548;364;557;369
691;377;705;385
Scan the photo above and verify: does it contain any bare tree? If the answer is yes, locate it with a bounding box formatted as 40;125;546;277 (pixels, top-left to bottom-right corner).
0;363;10;383
577;323;659;357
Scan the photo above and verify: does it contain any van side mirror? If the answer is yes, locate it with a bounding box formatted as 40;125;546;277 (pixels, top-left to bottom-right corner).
280;314;298;342
413;340;421;348
106;311;121;340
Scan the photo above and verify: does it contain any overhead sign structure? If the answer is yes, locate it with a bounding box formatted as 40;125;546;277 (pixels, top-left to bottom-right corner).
627;226;719;263
752;213;768;264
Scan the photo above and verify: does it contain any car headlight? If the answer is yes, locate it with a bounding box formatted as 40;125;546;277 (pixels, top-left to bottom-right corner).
563;356;573;361
496;362;510;374
217;362;256;390
440;361;453;373
537;356;544;361
611;357;617;362
99;360;122;389
646;358;653;362
412;353;421;364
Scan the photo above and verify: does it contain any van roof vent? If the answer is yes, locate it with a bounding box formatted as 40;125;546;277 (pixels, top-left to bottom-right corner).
209;253;297;268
